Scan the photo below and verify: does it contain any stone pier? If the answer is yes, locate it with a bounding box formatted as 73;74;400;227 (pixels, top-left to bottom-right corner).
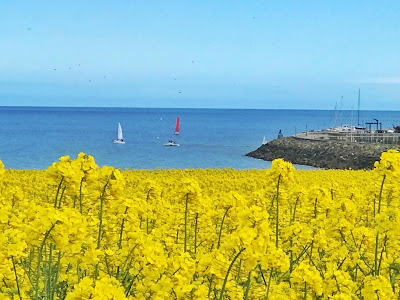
246;136;400;170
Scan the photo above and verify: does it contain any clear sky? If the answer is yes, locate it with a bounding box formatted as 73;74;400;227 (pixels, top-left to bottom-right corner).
0;1;399;109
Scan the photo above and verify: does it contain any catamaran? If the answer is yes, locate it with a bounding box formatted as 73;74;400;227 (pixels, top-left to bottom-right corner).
174;116;180;135
113;123;125;144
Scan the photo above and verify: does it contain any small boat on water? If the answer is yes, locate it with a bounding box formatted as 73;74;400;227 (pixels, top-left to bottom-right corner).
113;123;125;144
163;140;180;147
262;136;267;145
174;116;180;135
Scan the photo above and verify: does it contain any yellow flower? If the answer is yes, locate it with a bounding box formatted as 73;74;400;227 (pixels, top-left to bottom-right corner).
270;158;295;184
291;262;323;296
361;275;395;299
374;149;400;179
65;277;94;300
0;160;5;176
4;152;400;298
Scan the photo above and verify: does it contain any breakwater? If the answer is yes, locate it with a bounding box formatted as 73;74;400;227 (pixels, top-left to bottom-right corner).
296;131;400;144
246;136;400;170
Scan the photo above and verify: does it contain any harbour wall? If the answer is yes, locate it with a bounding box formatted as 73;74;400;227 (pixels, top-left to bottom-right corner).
246;136;400;170
296;131;400;145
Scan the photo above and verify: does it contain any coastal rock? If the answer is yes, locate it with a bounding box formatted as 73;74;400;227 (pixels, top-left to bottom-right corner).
246;136;400;170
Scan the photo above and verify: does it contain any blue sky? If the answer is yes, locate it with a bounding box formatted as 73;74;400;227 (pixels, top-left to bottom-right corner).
0;1;399;109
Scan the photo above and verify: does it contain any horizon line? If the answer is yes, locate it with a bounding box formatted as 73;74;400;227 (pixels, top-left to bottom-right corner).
0;105;398;112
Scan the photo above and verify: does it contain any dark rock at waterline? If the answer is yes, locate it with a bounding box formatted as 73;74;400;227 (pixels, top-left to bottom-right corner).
246;136;400;170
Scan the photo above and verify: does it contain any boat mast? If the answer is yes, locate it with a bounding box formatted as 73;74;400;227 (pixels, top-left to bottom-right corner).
334;102;338;127
357;89;360;126
339;96;343;126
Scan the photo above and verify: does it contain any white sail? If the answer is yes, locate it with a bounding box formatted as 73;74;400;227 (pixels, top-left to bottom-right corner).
262;136;267;145
118;123;123;140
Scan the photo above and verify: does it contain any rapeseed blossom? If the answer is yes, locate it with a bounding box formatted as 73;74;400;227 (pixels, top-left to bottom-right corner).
1;151;400;298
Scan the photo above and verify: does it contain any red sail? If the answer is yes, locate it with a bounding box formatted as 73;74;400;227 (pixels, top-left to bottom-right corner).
174;116;180;135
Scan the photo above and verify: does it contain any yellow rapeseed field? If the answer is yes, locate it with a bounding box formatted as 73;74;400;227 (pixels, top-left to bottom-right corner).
1;150;400;299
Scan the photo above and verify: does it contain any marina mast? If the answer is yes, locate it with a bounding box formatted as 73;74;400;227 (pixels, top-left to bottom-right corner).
357;89;361;126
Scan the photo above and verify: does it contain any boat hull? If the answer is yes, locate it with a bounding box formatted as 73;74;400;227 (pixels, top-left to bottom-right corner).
113;140;125;144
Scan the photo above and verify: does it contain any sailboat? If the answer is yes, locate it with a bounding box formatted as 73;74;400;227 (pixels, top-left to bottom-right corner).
355;89;365;130
174;116;180;135
163;140;180;146
262;136;267;145
113;123;125;144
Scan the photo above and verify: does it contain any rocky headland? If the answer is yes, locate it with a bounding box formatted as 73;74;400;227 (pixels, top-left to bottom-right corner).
246;136;400;169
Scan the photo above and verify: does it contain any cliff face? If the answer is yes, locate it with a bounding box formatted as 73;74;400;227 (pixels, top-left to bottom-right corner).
246;137;400;170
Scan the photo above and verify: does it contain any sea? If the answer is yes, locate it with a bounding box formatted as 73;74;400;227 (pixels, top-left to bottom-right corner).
1;106;400;170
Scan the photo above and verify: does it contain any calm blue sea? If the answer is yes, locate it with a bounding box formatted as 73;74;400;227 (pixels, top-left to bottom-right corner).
0;107;399;170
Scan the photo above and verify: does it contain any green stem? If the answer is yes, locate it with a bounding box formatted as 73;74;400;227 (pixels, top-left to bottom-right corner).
194;213;199;255
47;244;53;300
277;243;313;282
34;223;56;300
54;177;64;208
257;264;267;286
236;259;242;283
378;235;388;275
117;245;137;281
118;207;129;249
184;193;189;253
77;263;81;283
104;255;111;276
52;251;61;300
309;239;314;265
79;177;84;214
208;274;215;298
334;275;341;293
28;249;34;278
265;268;273;300
19;261;35;289
146;190;151;234
374;233;379;276
314;198;318;218
218;248;245;300
97;179;110;249
217;206;231;249
95;179;110;280
11;256;22;300
275;175;281;248
291;197;299;223
57;186;66;209
125;268;142;297
243;271;251;300
289;238;293;280
373;175;386;276
378;175;386;214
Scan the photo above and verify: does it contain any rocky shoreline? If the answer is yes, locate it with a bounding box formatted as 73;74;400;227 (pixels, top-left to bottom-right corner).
246;136;400;170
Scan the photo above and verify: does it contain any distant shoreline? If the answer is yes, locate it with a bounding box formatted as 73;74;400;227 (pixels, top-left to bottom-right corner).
1;105;400;112
246;136;400;170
